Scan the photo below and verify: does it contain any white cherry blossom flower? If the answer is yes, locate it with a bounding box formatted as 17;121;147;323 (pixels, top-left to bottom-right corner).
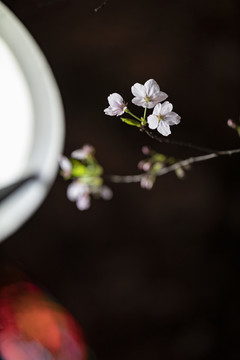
104;93;127;116
67;180;90;210
131;79;168;109
147;101;181;136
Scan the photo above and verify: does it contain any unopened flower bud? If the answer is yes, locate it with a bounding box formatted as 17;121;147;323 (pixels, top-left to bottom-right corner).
138;160;144;170
175;167;185;179
142;146;150;155
227;119;237;129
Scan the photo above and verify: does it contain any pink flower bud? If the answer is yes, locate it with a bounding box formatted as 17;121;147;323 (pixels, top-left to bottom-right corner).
142;146;150;155
227;119;236;129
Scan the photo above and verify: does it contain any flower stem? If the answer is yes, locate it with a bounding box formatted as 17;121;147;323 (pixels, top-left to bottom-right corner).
125;108;141;122
143;107;147;120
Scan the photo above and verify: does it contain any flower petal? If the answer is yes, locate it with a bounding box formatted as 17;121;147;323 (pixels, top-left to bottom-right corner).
131;83;146;97
144;79;160;97
160;101;173;115
104;106;116;116
107;93;124;107
76;194;91;210
59;156;72;177
164;112;181;125
145;100;157;109
157;121;171;136
67;181;87;201
152;92;168;104
152;103;162;116
147;114;159;129
71;149;86;160
132;97;147;107
104;106;125;116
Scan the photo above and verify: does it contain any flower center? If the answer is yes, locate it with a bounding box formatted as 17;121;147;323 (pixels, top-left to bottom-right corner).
157;115;165;122
144;96;151;103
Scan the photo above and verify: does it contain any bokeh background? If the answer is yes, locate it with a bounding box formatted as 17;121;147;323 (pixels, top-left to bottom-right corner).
1;0;240;359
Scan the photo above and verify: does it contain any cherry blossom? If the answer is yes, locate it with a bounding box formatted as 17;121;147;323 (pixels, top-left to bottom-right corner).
66;180;113;211
67;181;90;210
131;79;168;109
104;93;127;116
147;101;181;136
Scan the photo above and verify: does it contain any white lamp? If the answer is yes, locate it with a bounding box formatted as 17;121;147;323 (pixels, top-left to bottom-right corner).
0;2;65;242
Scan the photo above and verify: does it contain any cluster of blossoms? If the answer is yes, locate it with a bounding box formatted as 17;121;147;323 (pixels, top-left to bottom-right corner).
138;146;189;189
59;145;112;210
104;79;181;136
60;80;182;210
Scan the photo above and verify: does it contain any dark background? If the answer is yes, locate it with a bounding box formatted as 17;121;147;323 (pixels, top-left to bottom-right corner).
1;0;240;359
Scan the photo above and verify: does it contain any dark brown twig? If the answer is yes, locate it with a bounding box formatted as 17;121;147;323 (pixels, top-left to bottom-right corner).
141;127;215;154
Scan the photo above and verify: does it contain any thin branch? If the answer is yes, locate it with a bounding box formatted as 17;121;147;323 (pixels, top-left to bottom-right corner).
141;127;215;154
108;147;240;184
94;0;109;12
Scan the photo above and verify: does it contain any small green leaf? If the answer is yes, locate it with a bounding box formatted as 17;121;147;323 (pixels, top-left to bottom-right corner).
154;154;166;162
87;164;103;176
71;159;87;177
121;118;141;127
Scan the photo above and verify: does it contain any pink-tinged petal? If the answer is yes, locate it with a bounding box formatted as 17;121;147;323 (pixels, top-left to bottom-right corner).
131;83;146;97
152;92;168;104
59;156;72;177
67;182;87;202
114;107;127;116
144;79;160;97
104;106;125;116
76;194;90;210
71;145;94;159
157;121;171;136
164;112;181;125
107;93;124;107
82;144;94;153
160;101;173;115
132;97;147;107
71;149;87;160
152;103;162;116
104;106;115;116
147;115;159;129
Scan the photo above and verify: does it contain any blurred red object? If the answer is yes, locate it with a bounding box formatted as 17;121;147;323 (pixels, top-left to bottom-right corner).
0;281;88;360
